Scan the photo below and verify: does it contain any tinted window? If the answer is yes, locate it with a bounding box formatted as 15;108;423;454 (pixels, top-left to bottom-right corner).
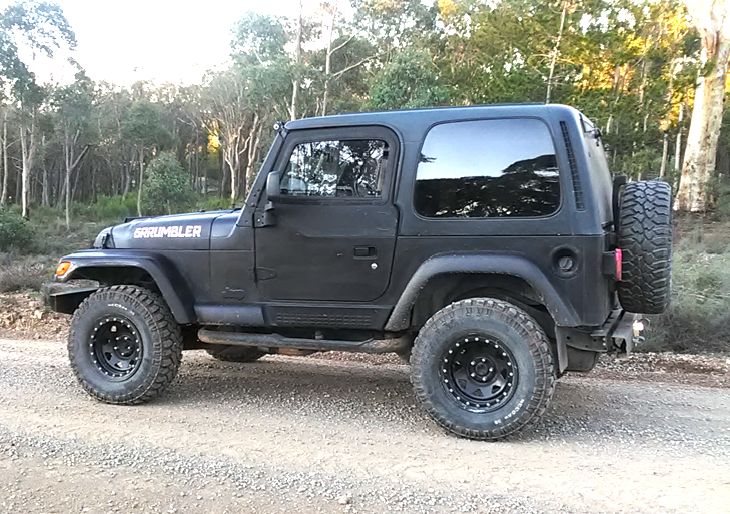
281;139;388;198
414;119;561;218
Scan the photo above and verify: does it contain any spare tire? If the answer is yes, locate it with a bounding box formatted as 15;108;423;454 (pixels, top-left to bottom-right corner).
617;180;673;314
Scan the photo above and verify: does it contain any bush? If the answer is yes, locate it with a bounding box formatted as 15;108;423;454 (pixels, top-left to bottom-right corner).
0;263;47;292
0;252;53;292
0;211;36;253
644;220;730;354
197;196;232;211
86;195;137;222
142;152;195;216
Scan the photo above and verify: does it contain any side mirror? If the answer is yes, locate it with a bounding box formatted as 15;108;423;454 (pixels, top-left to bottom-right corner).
266;171;281;202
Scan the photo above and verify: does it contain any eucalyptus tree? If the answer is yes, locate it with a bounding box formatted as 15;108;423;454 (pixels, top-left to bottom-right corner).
369;49;449;109
676;0;730;212
120;101;173;216
53;71;95;228
210;12;292;201
0;0;76;218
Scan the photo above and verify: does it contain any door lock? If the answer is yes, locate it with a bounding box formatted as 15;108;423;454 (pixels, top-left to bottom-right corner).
371;263;378;270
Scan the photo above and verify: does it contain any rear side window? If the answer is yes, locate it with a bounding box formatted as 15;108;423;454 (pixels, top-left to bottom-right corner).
414;119;561;218
280;139;388;198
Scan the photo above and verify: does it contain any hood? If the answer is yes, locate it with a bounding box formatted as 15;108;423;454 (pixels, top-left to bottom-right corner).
105;210;233;250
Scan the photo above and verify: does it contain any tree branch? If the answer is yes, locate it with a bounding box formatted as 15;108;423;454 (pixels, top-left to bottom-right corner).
332;54;379;79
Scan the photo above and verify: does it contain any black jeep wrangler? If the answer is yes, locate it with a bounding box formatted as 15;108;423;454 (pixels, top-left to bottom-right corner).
48;104;672;440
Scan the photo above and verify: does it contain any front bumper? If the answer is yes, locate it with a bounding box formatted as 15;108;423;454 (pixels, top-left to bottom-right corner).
42;282;98;315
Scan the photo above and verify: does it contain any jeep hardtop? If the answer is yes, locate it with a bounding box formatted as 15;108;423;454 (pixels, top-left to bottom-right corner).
48;104;673;440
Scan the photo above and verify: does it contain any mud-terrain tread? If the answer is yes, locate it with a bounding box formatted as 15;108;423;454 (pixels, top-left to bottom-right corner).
68;285;183;405
410;298;555;441
617;181;673;314
205;346;266;363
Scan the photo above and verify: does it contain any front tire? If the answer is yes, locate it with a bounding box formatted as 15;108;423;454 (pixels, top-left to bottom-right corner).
410;298;555;440
68;285;183;404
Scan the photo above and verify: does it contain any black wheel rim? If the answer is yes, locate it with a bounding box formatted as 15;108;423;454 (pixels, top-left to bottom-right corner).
440;334;518;412
90;316;143;380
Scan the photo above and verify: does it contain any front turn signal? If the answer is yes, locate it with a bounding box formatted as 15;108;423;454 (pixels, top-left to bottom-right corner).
56;261;71;277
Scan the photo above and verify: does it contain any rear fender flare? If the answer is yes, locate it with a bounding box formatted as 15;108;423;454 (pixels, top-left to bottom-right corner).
384;254;580;331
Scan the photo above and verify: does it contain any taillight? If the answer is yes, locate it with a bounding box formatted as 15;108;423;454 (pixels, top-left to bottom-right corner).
615;249;623;281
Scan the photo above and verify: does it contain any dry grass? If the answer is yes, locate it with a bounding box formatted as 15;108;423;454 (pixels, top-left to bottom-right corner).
644;216;730;355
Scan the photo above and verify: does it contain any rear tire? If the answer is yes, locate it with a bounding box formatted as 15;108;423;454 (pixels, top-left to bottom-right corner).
68;285;183;405
205;345;266;363
410;298;555;440
617;180;673;314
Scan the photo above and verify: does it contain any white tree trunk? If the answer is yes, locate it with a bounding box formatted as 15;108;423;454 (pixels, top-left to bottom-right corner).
19;113;36;220
289;0;303;121
660;133;669;178
676;0;730;212
322;0;338;117
0;112;6;207
674;101;684;172
137;147;145;216
546;2;567;104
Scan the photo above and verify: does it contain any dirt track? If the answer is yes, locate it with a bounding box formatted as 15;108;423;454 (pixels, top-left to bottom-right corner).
1;338;729;514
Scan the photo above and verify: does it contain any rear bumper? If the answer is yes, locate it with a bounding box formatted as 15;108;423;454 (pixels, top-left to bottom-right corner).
555;309;644;373
603;310;644;354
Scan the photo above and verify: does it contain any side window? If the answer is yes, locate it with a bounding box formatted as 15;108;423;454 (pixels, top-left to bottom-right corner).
280;139;388;198
414;119;561;218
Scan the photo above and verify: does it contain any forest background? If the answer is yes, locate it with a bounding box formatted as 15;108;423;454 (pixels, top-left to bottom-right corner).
0;0;728;353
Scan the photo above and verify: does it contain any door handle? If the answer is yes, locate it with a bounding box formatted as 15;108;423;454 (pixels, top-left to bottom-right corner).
353;246;378;259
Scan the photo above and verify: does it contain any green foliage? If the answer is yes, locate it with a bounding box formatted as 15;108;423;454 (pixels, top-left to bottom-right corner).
0;211;35;253
0;0;76;93
646;221;730;354
369;50;449;110
142;152;195;216
230;11;287;66
121;101;174;150
197;196;232;211
73;195;137;223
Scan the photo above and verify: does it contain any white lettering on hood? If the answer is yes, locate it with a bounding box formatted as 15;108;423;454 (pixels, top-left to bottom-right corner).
133;225;203;238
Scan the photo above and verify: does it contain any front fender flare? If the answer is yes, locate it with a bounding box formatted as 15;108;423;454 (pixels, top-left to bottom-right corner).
57;250;196;324
384;254;580;331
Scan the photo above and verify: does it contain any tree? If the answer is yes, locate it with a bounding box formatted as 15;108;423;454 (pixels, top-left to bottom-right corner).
142;152;194;215
210;12;291;201
53;71;94;228
369;50;449;110
0;0;76;218
120;101;172;216
676;0;730;212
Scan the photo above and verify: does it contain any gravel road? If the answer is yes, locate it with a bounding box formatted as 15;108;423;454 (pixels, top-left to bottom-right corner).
1;338;729;514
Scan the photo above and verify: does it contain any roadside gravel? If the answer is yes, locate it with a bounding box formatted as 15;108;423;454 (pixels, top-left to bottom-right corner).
1;337;729;514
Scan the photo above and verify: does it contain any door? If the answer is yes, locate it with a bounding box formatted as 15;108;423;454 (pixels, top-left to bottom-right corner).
254;126;399;302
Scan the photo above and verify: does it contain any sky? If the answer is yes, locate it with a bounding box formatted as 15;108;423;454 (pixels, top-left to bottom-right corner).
1;0;302;86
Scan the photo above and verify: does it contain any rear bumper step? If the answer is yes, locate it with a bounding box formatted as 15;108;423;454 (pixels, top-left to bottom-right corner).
198;328;412;354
